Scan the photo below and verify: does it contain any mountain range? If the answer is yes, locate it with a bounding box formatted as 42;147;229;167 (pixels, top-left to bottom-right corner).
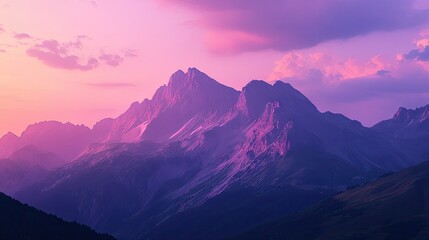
0;68;427;239
0;121;110;194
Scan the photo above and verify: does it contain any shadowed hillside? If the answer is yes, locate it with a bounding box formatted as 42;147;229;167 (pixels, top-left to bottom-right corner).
230;160;429;240
0;192;116;240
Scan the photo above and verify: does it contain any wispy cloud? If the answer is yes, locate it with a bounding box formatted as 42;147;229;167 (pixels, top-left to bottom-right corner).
99;52;124;67
0;43;17;48
26;36;133;71
14;32;32;40
123;49;138;58
27;39;99;71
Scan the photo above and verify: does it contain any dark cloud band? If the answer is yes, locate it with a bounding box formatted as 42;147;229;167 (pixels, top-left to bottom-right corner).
162;0;429;53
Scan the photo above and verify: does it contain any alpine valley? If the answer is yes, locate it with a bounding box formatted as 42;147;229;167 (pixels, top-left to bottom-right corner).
1;68;428;240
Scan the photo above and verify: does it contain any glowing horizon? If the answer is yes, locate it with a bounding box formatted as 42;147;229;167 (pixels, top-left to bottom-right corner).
1;0;429;136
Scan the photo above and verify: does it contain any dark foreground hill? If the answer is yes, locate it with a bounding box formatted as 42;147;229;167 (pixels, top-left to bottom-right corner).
0;192;116;240
230;160;429;240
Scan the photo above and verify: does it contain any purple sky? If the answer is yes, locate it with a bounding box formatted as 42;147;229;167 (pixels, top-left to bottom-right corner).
0;0;429;136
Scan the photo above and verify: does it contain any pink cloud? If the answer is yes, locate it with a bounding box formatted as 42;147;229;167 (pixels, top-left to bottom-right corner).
26;37;131;71
99;52;124;67
123;49;138;58
0;49;6;53
14;33;32;40
270;52;388;82
270;45;429;125
27;39;99;71
162;0;429;53
27;48;99;71
34;40;69;54
402;38;429;62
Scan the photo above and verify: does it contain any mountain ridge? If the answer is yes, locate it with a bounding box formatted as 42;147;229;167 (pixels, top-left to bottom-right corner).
373;104;429;138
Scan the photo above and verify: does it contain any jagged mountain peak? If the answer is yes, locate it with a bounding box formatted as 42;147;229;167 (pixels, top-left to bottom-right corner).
393;104;429;123
237;79;318;119
151;68;239;107
0;132;19;159
186;67;206;79
273;80;294;90
0;132;19;142
273;81;315;106
169;69;186;81
244;79;271;88
151;68;238;107
22;121;91;138
394;107;408;118
372;104;429;138
0;120;106;161
237;80;277;118
166;67;220;90
105;68;240;143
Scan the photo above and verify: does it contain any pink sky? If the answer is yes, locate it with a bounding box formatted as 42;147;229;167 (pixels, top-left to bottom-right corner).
1;0;429;136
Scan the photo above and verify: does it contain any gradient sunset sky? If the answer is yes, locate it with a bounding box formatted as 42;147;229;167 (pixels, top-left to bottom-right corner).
1;0;429;136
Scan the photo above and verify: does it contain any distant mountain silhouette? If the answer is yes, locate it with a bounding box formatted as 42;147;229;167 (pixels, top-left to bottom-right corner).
0;191;116;240
373;104;429;138
0;121;110;161
0;145;63;194
0;121;112;194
